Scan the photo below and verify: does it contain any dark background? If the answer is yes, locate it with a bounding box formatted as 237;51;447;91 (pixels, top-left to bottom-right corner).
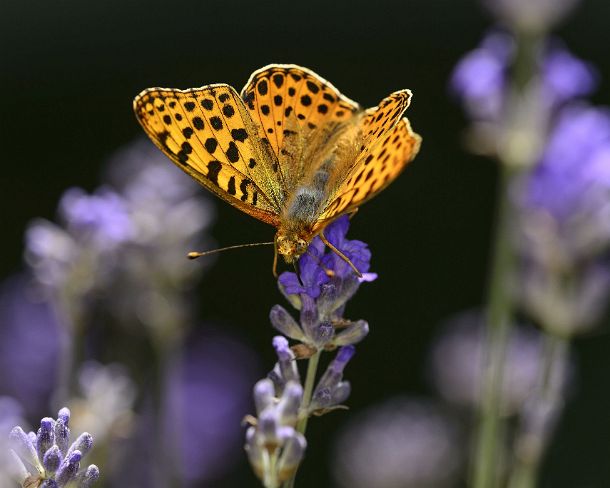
2;0;610;486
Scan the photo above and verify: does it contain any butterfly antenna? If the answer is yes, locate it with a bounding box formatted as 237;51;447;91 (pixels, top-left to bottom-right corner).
188;242;274;260
319;232;363;278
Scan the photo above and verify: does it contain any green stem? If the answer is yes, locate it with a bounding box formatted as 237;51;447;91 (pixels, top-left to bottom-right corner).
472;26;544;488
282;350;322;488
296;350;321;434
472;163;517;488
507;334;569;488
263;448;280;488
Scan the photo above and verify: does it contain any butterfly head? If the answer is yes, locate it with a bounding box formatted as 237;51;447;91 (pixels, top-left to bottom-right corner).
275;232;309;263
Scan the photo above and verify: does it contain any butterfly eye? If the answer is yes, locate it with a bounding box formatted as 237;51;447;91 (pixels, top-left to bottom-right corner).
296;239;308;255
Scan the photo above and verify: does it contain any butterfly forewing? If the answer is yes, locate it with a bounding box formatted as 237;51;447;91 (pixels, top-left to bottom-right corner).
134;85;282;225
240;64;361;161
317;117;421;225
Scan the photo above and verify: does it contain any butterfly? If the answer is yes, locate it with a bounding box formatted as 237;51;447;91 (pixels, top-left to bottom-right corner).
133;64;421;275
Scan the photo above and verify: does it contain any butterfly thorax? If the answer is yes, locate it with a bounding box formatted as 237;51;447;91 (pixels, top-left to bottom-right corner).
275;122;363;262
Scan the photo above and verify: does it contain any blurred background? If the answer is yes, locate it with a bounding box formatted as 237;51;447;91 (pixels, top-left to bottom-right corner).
2;0;610;487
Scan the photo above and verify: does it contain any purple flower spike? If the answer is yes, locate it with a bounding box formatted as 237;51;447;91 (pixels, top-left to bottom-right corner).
9;407;99;487
9;426;41;470
544;47;598;105
59;187;133;249
68;433;93;458
310;346;355;411
253;379;276;415
277;433;307;480
270;305;306;341
77;465;100;488
43;445;62;473
334;346;357;370
57;408;70;426
270;336;300;389
332;320;370;347
276;382;303;426
37;417;55;462
250;206;373;484
56;449;82;486
54;419;70;455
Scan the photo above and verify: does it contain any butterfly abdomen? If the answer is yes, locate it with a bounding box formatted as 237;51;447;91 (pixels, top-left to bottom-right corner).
282;185;326;231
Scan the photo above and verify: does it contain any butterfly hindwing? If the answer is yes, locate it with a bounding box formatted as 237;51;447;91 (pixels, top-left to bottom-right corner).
316;90;421;225
133;85;282;225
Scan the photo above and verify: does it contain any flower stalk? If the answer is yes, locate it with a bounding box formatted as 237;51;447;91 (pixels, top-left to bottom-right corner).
472;28;543;488
246;216;374;488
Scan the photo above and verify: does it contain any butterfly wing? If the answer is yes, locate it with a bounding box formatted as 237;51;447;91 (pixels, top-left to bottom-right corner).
240;64;361;156
314;90;421;228
134;84;282;226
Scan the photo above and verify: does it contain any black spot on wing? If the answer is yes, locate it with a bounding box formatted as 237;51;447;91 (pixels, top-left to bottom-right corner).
226;142;240;163
205;137;218;154
257;80;268;95
206;161;222;185
227;176;236;195
231;128;248;142
273;74;284;88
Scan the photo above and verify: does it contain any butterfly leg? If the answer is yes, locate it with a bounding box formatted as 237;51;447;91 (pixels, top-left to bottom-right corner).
319;231;363;278
273;240;279;278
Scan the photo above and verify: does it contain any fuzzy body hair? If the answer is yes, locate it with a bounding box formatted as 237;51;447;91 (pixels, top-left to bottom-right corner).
278;115;363;235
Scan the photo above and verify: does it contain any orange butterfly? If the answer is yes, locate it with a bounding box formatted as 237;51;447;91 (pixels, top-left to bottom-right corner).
133;64;421;275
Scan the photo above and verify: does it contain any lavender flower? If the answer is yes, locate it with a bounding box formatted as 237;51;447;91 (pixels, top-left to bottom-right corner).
483;0;579;32
247;216;373;486
24;139;214;342
164;329;261;485
273;216;373;353
9;407;99;487
68;362;136;445
245;379;306;486
0;275;61;416
429;311;572;415
450;30;596;160
309;345;354;413
0;397;28;486
333;398;462;488
515;104;610;334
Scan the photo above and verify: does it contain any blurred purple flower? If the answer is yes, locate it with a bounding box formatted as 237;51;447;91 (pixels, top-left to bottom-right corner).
0;397;28;485
59;188;134;250
429;311;572;415
165;328;261;486
450;31;512;122
451;31;596;124
544;46;598;104
333;397;462;488
483;0;579;32
25;139;215;343
522;104;610;228
0;274;61;417
514;104;610;332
